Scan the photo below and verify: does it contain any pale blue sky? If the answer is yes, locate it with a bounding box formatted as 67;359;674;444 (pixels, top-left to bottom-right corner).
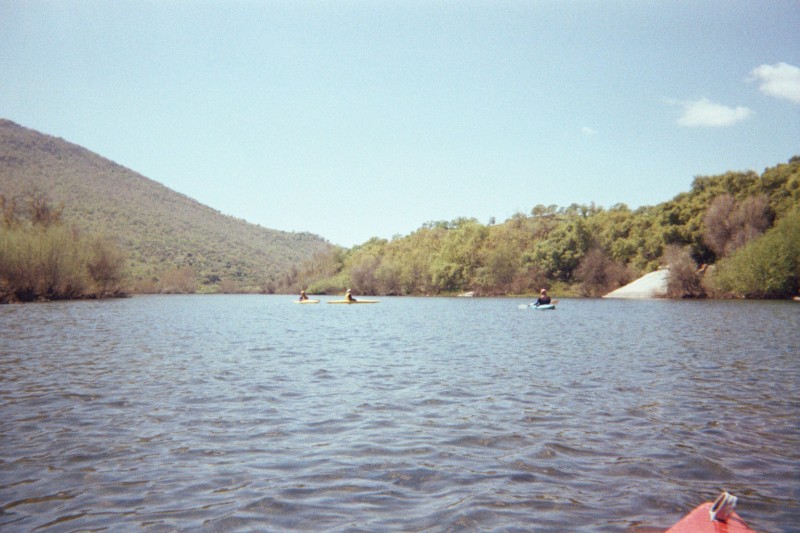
2;1;799;247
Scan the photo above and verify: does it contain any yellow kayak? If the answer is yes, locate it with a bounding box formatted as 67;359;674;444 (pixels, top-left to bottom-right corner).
328;300;379;304
293;299;320;304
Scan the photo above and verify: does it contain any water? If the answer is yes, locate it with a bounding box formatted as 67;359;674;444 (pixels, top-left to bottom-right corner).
1;295;798;532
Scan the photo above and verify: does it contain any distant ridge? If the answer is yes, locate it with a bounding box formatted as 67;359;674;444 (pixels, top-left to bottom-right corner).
0;119;332;290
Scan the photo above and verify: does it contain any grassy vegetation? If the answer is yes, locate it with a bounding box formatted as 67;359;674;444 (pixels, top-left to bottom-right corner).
0;195;127;302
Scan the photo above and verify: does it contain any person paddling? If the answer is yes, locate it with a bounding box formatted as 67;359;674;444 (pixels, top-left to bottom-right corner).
534;288;551;307
345;289;357;302
299;290;309;301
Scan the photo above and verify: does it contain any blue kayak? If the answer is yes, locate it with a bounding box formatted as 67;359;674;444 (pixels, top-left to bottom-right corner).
518;299;559;310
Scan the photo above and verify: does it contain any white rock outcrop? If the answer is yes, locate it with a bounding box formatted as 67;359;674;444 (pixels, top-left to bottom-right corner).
603;269;669;299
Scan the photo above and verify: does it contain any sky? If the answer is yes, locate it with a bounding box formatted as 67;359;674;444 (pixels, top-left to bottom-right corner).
1;1;799;247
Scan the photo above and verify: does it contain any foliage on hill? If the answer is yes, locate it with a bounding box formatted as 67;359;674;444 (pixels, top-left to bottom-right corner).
298;157;800;299
0;119;332;293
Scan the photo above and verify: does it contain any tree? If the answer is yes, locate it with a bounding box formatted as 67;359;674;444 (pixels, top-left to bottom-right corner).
729;194;769;251
479;242;518;294
28;192;63;227
575;247;632;297
663;244;705;298
531;204;558;218
350;254;381;294
703;194;769;259
703;194;737;257
86;237;127;295
0;194;17;228
532;216;593;282
711;209;800;298
429;218;487;292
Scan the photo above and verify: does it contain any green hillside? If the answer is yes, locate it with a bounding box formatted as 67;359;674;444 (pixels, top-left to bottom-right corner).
0;119;332;292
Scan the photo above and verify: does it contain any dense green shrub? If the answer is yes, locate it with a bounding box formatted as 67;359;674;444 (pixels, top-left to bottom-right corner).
710;209;800;298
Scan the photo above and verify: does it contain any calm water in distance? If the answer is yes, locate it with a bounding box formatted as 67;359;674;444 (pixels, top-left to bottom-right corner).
1;295;798;532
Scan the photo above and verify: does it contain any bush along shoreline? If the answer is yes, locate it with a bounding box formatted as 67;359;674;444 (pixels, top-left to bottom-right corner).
1;194;129;303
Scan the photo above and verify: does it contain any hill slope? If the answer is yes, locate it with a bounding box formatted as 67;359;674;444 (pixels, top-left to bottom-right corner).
0;119;332;290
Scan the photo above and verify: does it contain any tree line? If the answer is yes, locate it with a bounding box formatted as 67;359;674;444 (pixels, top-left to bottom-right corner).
293;157;800;299
3;157;797;302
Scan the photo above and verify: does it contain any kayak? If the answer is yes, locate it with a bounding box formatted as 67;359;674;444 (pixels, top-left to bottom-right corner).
518;299;559;310
328;300;379;304
666;492;755;533
293;299;320;304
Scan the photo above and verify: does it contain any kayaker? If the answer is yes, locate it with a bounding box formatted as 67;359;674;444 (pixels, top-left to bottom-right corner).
299;290;309;301
534;288;551;306
345;289;357;302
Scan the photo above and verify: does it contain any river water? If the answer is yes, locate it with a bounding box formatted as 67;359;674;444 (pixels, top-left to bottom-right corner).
1;295;798;532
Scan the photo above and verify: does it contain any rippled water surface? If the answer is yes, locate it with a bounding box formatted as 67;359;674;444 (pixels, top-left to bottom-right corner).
1;295;799;531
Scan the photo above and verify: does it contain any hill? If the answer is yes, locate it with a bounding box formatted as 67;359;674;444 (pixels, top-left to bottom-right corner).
0;119;332;292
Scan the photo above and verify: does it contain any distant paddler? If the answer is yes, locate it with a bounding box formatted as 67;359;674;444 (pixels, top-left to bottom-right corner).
327;290;379;304
534;288;551;307
294;290;320;304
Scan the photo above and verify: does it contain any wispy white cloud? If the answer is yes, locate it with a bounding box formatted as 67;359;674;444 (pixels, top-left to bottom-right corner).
749;62;800;104
581;126;597;136
670;97;753;127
